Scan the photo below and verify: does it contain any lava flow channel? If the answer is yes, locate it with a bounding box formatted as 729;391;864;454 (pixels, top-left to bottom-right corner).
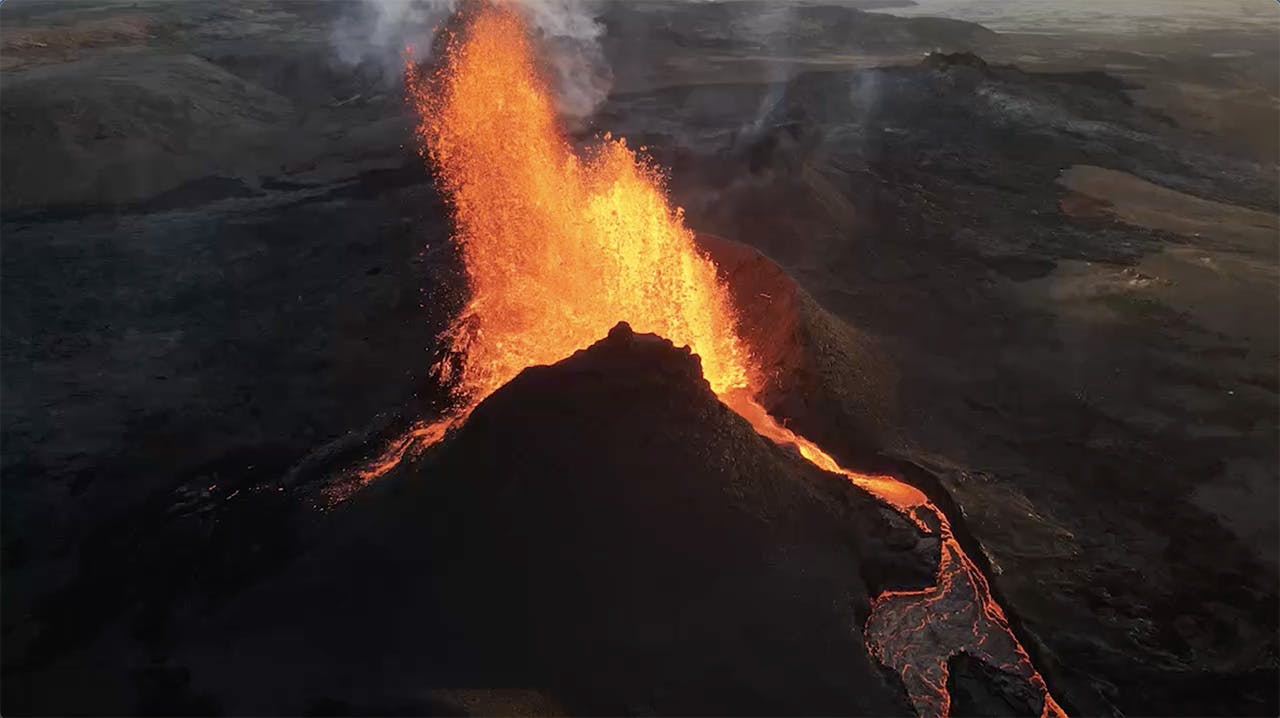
352;4;1066;717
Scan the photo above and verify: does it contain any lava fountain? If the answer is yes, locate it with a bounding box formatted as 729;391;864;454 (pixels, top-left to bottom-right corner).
353;4;1065;717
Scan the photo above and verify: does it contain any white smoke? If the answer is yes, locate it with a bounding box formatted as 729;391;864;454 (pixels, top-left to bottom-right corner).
331;0;454;69
332;0;611;121
519;0;611;121
730;4;795;142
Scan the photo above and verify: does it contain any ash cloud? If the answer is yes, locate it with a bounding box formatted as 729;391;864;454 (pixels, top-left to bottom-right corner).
332;0;611;121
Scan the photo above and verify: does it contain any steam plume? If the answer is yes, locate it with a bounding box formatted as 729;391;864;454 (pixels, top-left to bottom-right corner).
332;0;610;120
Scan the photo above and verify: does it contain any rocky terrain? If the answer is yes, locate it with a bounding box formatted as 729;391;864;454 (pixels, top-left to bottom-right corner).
2;1;1277;715
168;324;939;716
617;44;1278;715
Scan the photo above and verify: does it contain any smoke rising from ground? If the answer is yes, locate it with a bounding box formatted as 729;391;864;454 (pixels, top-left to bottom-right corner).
332;0;610;120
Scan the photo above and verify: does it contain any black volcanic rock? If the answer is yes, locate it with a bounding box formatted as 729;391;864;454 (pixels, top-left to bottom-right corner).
604;44;1279;718
947;653;1040;718
697;233;897;463
922;50;992;72
602;2;996;60
170;324;937;716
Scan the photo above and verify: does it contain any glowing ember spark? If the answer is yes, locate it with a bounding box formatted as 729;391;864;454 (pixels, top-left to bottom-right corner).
348;4;1067;716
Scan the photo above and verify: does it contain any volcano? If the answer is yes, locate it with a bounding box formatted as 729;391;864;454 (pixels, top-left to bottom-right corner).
6;1;1275;716
168;322;1056;716
329;6;1065;716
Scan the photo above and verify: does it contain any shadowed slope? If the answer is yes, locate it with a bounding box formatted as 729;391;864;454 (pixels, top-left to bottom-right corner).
176;323;936;716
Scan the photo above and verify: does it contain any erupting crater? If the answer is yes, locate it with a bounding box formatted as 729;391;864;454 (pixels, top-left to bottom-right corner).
344;4;1066;717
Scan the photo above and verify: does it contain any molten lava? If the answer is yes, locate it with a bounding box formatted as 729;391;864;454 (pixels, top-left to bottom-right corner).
350;4;1067;717
412;6;750;406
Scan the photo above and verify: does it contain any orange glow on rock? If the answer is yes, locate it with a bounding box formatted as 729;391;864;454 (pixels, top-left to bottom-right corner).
343;4;1069;717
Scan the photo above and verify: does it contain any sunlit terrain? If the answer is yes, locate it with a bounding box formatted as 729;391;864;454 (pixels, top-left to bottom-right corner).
880;0;1279;34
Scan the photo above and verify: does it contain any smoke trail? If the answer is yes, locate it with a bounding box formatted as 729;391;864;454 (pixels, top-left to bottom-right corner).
518;0;611;121
332;0;610;120
331;0;454;72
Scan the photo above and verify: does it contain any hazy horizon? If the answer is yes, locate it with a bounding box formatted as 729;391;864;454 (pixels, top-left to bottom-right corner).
874;0;1280;35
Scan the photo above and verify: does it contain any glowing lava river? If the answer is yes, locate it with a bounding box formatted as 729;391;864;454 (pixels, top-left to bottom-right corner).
342;4;1065;717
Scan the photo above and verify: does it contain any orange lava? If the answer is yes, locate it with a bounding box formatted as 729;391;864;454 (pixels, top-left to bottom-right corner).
350;3;1067;716
412;4;751;408
726;390;1066;718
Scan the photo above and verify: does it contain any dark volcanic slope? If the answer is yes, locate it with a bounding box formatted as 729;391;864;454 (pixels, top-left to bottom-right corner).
603;52;1279;717
602;1;997;92
3;2;1276;716
163;323;937;716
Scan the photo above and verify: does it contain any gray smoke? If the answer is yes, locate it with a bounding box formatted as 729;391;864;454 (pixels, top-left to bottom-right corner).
332;0;610;121
729;4;796;142
519;0;611;121
331;0;453;69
